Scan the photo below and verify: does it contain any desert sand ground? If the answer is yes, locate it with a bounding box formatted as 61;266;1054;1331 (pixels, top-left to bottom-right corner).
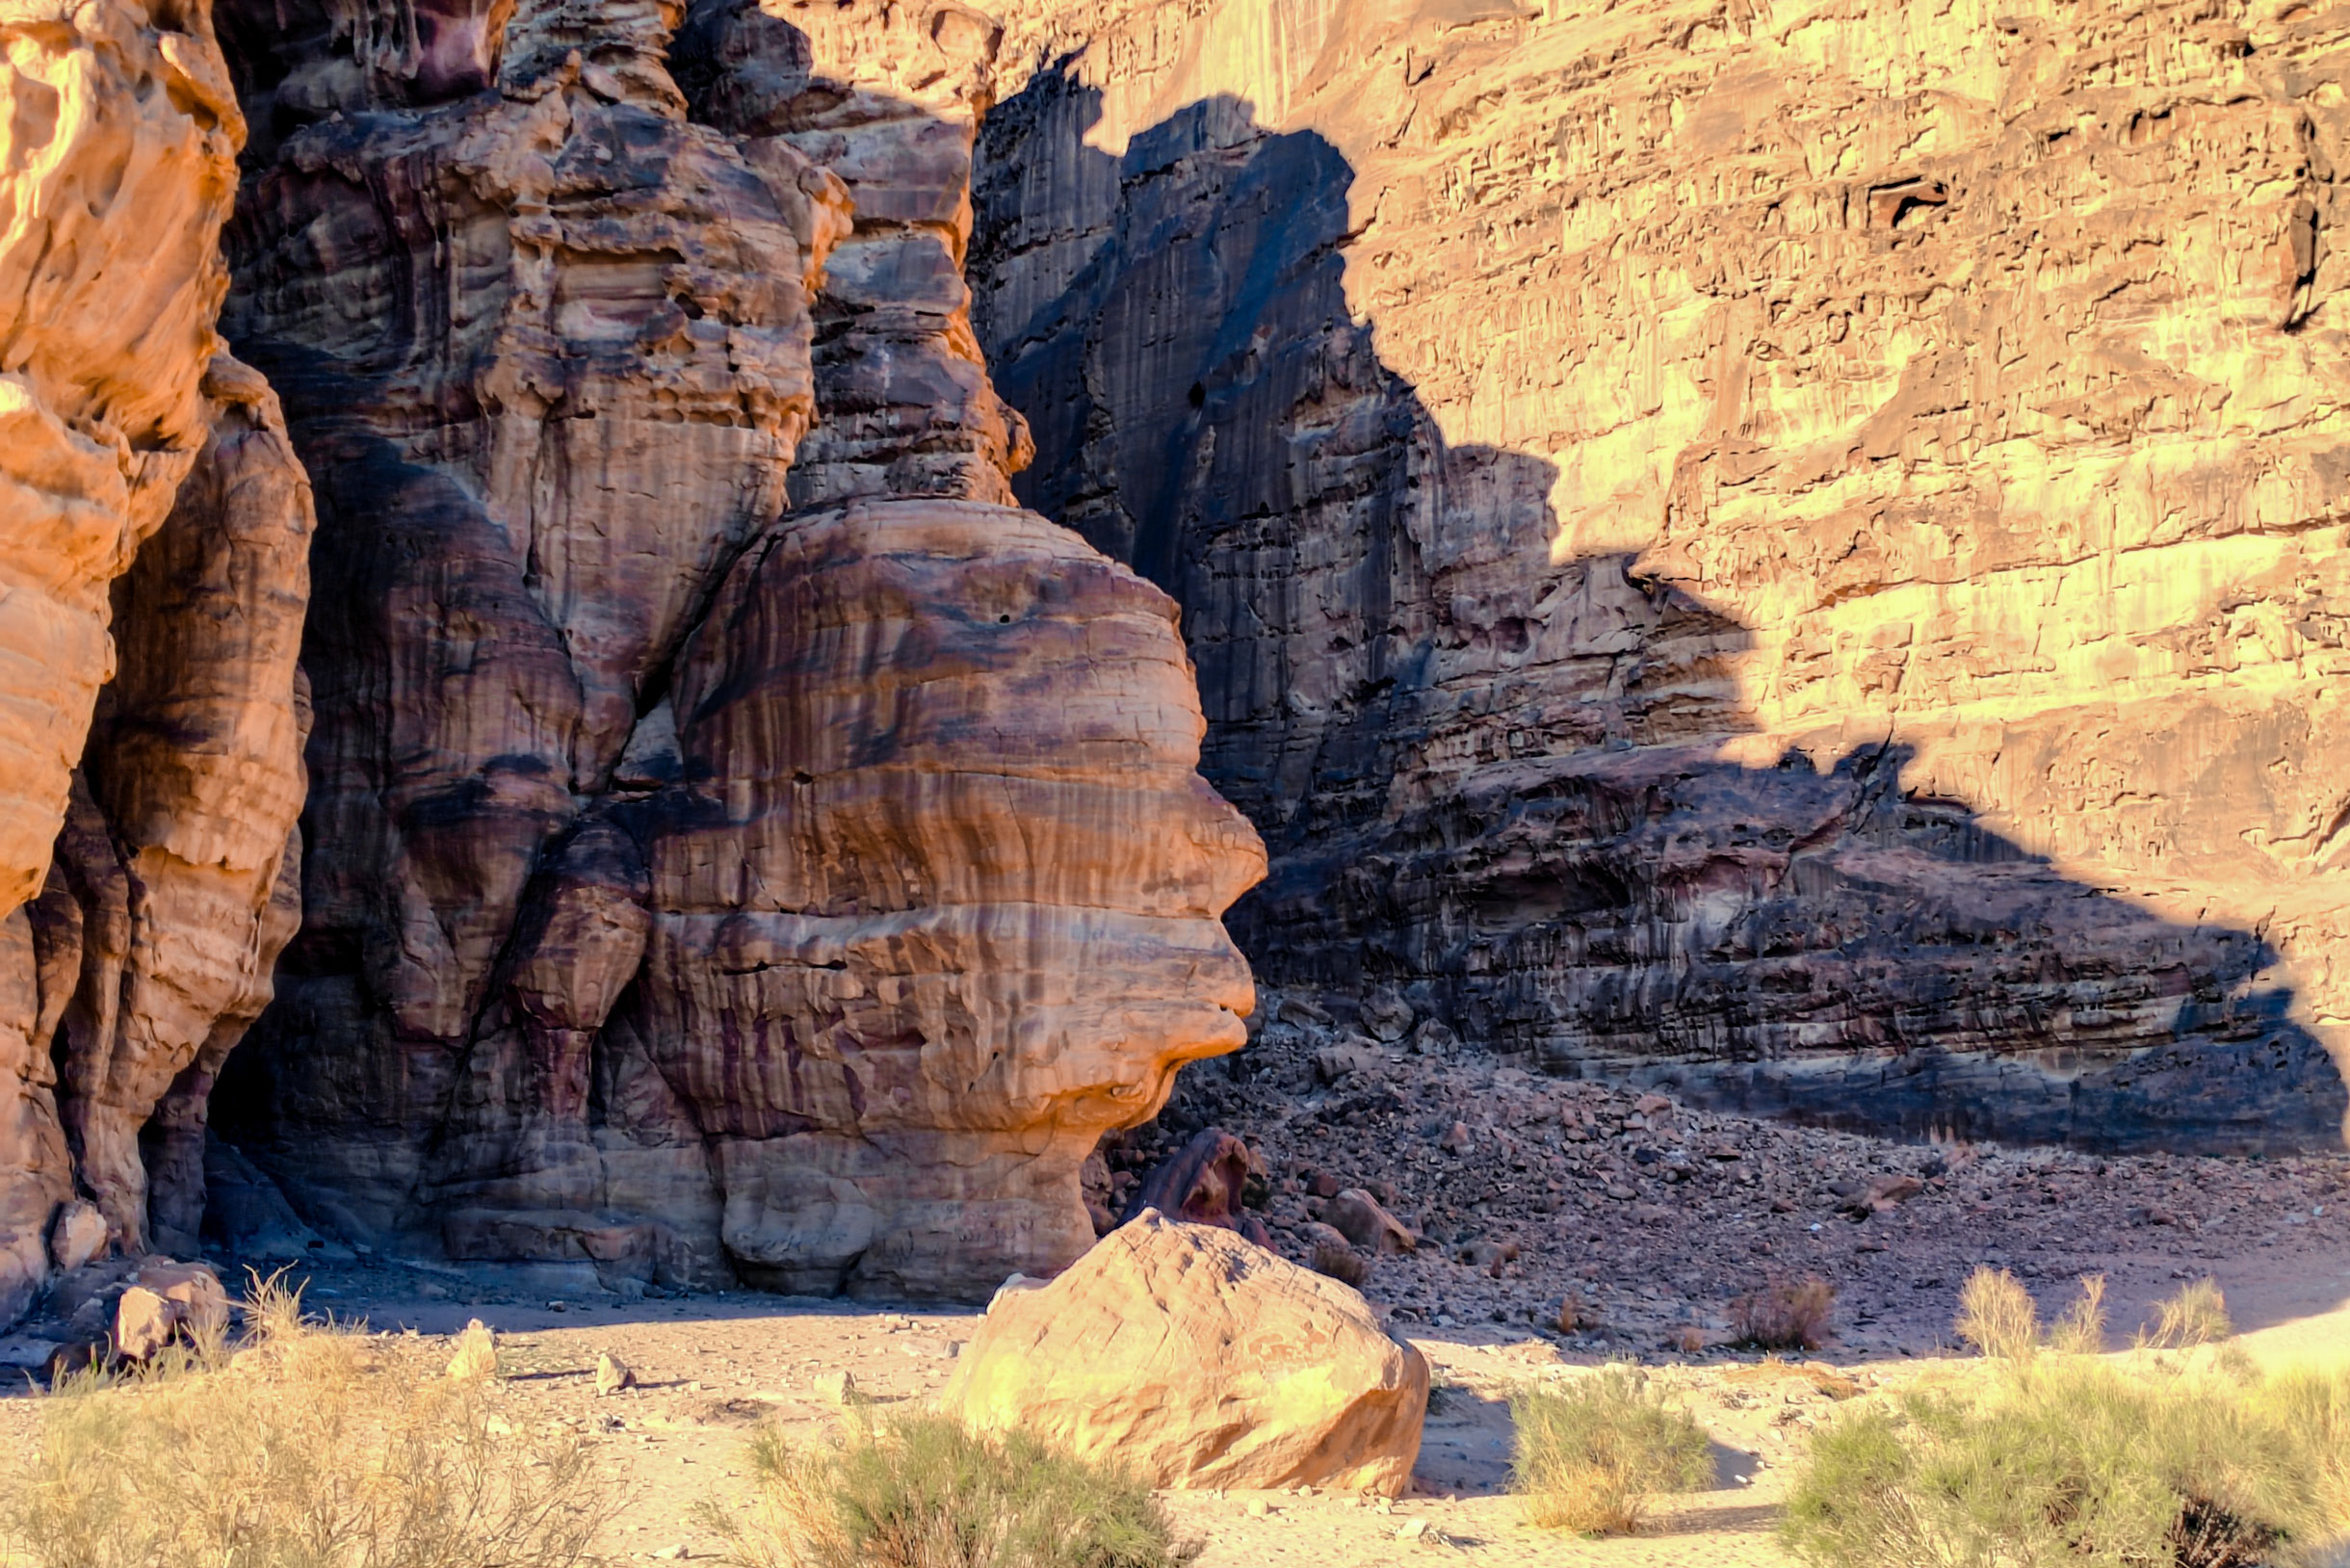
5;1220;2337;1566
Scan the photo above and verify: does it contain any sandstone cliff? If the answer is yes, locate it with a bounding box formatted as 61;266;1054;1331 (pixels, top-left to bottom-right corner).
211;0;1264;1296
0;1;311;1324
967;0;2350;1150
10;0;2339;1331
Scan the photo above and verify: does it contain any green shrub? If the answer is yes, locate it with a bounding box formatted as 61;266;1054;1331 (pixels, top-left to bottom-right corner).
1510;1367;1714;1534
2264;1366;2350;1530
697;1412;1195;1568
0;1274;612;1568
1783;1345;2350;1566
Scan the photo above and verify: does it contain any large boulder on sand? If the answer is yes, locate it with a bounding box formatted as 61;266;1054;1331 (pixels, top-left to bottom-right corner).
941;1210;1427;1494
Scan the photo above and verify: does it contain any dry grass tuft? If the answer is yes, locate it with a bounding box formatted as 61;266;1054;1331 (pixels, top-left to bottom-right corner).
2046;1272;2108;1356
1784;1359;2350;1568
1961;1269;2217;1363
1954;1265;2040;1361
2140;1277;2233;1350
0;1273;613;1568
1511;1367;1714;1535
1731;1276;1835;1351
697;1411;1194;1568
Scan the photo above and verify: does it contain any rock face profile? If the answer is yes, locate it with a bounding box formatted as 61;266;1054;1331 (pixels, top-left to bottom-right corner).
639;499;1262;1297
968;0;2350;1150
945;1211;1428;1494
208;0;1265;1298
0;1;308;1325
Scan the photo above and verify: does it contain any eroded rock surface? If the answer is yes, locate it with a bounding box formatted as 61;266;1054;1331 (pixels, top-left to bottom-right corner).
213;0;847;1267
0;2;290;1324
212;0;1264;1296
968;0;2350;1149
638;498;1262;1297
945;1210;1429;1494
39;357;314;1261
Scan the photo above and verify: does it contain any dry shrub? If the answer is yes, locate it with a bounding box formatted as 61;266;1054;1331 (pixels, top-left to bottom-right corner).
1783;1359;2350;1568
2141;1277;2233;1350
2266;1365;2350;1529
1554;1291;1597;1335
1510;1368;1713;1535
1961;1269;2200;1362
1720;1360;1861;1401
697;1411;1193;1568
0;1273;613;1568
1954;1266;2039;1361
1786;1273;2350;1568
1731;1276;1835;1351
1311;1243;1367;1287
2046;1272;2108;1356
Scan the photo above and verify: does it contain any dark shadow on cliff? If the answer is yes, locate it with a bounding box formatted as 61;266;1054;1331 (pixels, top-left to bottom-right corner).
968;66;2349;1157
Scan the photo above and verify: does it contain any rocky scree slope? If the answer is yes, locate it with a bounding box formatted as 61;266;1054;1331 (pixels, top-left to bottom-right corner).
1133;991;2350;1353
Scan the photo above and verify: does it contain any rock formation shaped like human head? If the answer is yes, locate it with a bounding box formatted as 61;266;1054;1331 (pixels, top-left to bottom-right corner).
642;497;1266;1298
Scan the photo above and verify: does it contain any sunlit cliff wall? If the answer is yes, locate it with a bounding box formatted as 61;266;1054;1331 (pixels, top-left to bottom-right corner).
969;0;2350;1149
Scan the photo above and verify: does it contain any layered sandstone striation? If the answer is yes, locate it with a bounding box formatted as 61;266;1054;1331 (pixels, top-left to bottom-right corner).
213;0;1264;1295
40;357;314;1262
0;1;306;1324
638;498;1261;1296
216;0;845;1262
969;0;2350;1149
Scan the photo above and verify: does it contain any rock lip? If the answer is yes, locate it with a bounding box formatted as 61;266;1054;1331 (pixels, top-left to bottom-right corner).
942;1209;1426;1495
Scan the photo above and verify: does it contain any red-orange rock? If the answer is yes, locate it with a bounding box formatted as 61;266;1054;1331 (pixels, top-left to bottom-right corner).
113;1260;230;1360
39;358;313;1258
204;0;1266;1301
0;1;254;1323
